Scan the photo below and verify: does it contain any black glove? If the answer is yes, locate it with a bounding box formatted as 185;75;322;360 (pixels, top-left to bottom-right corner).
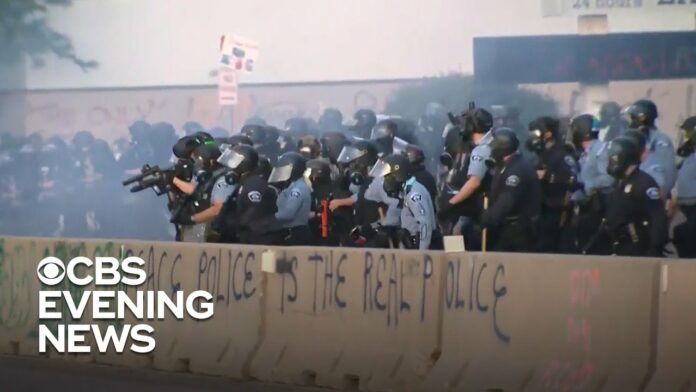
174;162;192;181
437;200;453;220
398;228;419;249
171;214;194;226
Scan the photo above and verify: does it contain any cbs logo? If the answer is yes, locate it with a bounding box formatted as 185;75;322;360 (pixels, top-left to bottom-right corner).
36;256;147;286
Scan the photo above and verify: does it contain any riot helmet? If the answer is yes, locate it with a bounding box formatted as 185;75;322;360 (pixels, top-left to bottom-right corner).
320;131;348;163
624;99;658;129
217;144;258;179
240;124;267;146
599;102;621;128
489;127;519;166
304;158;332;189
527;116;559;153
319;108;343;132
404;144;426;171
570;114;600;149
677;116;696;157
606;136;641;179
369;153;411;198
268;152;307;188
298;135;321;159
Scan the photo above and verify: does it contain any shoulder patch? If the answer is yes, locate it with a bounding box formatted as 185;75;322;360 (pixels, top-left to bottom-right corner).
472;155;483;162
656;140;670;149
290;189;302;199
646;187;661;200
505;175;520;187
410;193;422;202
650;164;664;173
248;190;262;203
564;155;575;167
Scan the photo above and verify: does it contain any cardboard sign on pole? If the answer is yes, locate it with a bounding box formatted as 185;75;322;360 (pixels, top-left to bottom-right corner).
219;34;260;73
218;66;238;106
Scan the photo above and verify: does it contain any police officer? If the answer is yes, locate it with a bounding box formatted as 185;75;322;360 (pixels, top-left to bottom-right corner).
329;140;394;247
480;128;542;252
268;152;312;245
348;109;377;140
371;119;408;157
598;101;626;142
319;131;349;181
297;135;321;160
318;108;344;133
304;158;351;246
568;114;614;254
370;153;442;250
527;116;579;253
216;144;283;245
404;144;437;207
444;108;494;215
241;124;280;164
603;136;668;257
673;117;696;258
171;142;233;242
624;99;677;196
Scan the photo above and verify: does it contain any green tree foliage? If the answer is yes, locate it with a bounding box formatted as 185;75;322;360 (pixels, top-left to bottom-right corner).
384;73;557;126
0;0;97;70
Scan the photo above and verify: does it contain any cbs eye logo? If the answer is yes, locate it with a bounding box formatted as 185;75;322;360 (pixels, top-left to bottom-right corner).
37;257;66;286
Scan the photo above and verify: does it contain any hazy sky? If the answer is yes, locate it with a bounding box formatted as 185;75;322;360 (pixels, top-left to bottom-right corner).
25;0;695;89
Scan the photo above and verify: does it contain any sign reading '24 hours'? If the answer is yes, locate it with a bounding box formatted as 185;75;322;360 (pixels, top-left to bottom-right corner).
541;0;696;16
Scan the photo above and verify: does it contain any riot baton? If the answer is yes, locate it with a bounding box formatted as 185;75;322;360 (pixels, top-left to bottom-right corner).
481;195;489;253
559;176;575;228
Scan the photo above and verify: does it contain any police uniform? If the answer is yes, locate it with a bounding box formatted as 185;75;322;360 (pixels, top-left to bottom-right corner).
674;153;696;257
275;177;312;245
605;168;668;257
400;178;441;250
348;175;400;248
235;174;283;245
468;143;491;179
569;140;614;254
537;142;578;253
411;167;438;208
480;153;541;252
180;168;229;242
364;175;401;226
640;128;677;195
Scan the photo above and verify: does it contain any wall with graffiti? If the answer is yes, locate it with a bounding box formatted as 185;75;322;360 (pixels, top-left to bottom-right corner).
1;236;694;391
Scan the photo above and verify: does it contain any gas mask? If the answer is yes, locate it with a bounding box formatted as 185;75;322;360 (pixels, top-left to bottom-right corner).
526;129;545;153
677;129;695;158
382;174;402;198
606;153;630;180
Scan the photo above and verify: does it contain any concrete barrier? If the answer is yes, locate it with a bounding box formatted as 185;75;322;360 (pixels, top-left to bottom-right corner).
3;235;695;391
93;240;265;379
0;237;119;361
646;260;696;391
422;252;661;392
250;247;444;391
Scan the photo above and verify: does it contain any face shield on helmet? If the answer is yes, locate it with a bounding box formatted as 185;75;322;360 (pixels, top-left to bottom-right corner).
392;137;408;155
370;125;391;141
368;159;396;179
217;148;245;170
267;163;294;184
337;145;365;164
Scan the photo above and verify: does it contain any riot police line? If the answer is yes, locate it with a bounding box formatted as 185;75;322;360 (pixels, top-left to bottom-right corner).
121;100;696;258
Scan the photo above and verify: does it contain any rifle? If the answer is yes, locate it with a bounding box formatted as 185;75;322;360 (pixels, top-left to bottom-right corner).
122;164;175;196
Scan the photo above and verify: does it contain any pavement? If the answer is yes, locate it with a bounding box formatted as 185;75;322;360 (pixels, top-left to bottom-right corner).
0;354;331;392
